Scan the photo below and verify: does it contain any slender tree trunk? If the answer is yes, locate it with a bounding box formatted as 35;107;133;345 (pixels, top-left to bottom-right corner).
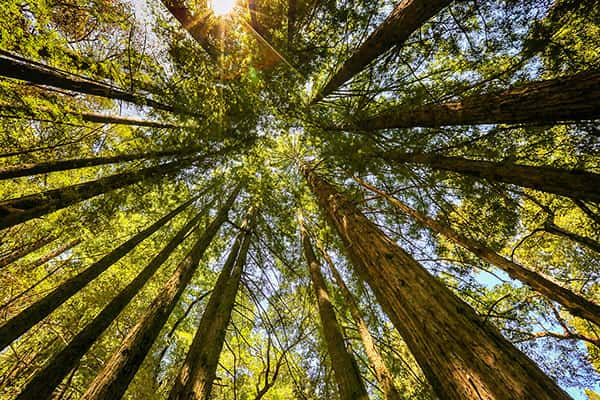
341;70;600;129
313;0;452;102
298;215;369;400
159;0;217;57
0;53;178;114
300;164;571;400
24;239;81;270
317;244;402;400
15;204;211;399
543;220;600;254
80;187;240;400
355;176;600;327
381;151;600;203
0;197;196;351
0;158;192;230
168;209;256;400
0;235;56;269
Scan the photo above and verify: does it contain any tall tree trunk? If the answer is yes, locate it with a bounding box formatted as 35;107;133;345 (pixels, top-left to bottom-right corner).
24;239;81;270
0;158;192;230
0;53;178;114
300;164;571;400
80;187;240;400
15;202;211;399
381;151;600;203
0;197;196;351
317;243;402;400
543;220;600;254
340;70;600;129
0;235;56;269
313;0;452;102
168;208;256;400
298;215;369;400
354;176;600;327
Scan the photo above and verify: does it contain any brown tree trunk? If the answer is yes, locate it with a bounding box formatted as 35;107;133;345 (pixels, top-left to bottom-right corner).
543;220;600;254
301;164;571;400
0;158;192;230
343;70;600;129
355;176;600;327
0;197;196;351
24;239;81;270
80;187;240;400
168;209;256;400
313;0;452;102
15;204;211;399
317;243;402;400
298;216;369;400
0;235;56;269
381;151;600;203
0;53;178;114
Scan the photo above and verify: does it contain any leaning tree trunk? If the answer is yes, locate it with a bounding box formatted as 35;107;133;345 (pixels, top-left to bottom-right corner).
0;197;196;351
313;0;452;102
543;220;600;254
300;164;571;400
317;244;402;400
0;53;178;114
340;70;600;129
354;176;600;327
23;239;81;270
159;0;217;57
15;202;212;399
0;235;56;269
299;216;369;400
381;151;600;203
80;187;240;400
0;157;193;230
168;209;255;400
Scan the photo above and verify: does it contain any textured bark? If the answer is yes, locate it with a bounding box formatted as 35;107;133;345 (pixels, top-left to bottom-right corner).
344;70;600;129
355;176;600;327
0;158;192;230
301;165;571;400
16;205;209;399
382;151;600;203
80;188;240;400
318;245;402;400
543;221;600;254
0;198;196;351
24;239;81;270
313;0;452;101
0;235;56;269
0;53;177;113
168;209;255;400
299;217;369;400
159;0;217;57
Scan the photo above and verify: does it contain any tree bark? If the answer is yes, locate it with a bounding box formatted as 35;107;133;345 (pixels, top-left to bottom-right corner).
0;53;178;114
0;235;56;269
381;151;600;203
313;0;452;102
301;164;571;400
24;239;81;270
15;204;211;399
80;187;240;400
168;208;256;400
298;215;369;400
341;70;600;129
0;197;196;351
355;176;600;327
317;244;402;400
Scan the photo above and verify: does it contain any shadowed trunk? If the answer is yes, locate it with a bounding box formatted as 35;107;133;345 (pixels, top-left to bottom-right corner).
159;0;217;57
0;197;196;351
301;164;571;400
23;239;81;270
299;216;369;400
80;187;240;400
543;220;600;254
0;235;56;269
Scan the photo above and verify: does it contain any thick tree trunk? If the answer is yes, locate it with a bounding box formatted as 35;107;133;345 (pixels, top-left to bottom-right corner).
313;0;452;102
301;164;571;400
0;197;196;351
0;235;56;269
0;53;178;113
80;187;240;400
299;217;369;400
381;151;600;203
159;0;217;57
355;176;600;327
318;244;402;400
343;70;600;129
168;209;255;400
0;158;192;230
543;220;600;254
15;204;210;399
24;239;81;270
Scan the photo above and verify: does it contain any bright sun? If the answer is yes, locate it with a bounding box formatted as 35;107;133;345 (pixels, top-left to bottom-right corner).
211;0;236;16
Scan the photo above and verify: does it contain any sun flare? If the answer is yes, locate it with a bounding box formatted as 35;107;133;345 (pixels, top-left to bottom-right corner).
211;0;236;16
